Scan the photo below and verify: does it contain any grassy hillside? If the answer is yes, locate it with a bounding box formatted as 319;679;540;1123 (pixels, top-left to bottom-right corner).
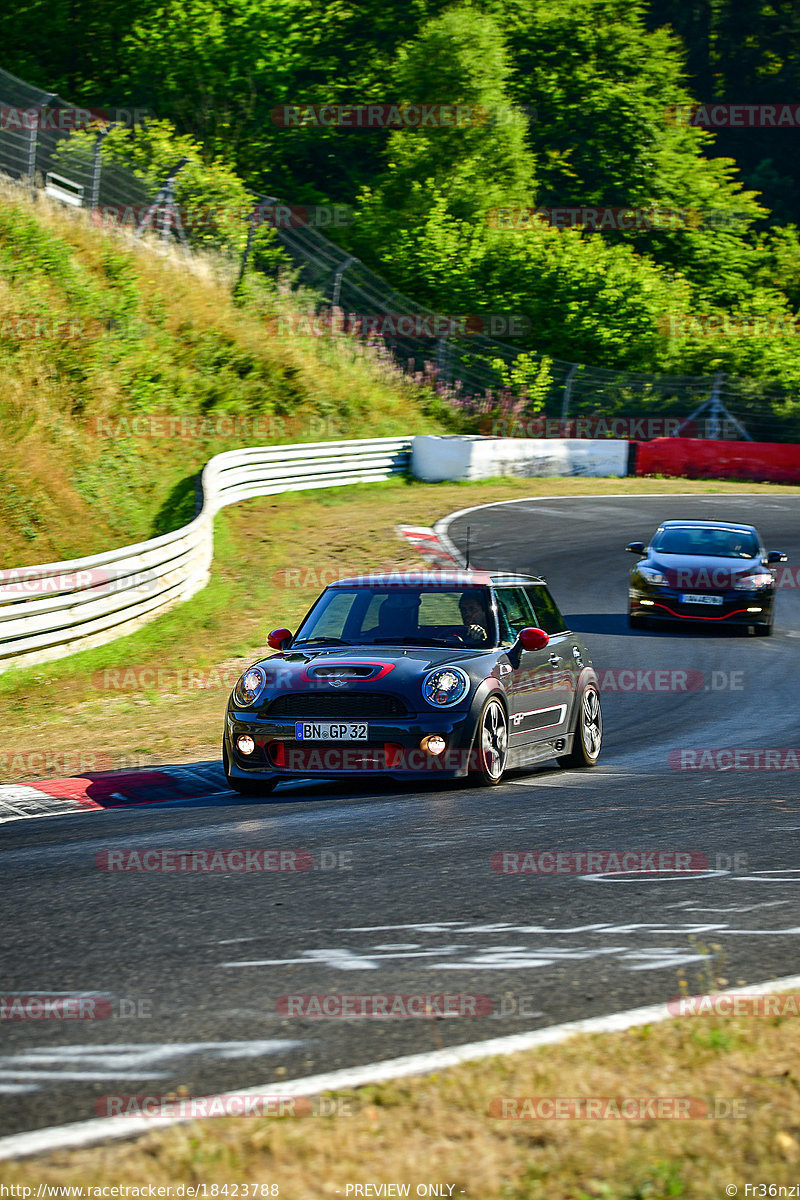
0;181;457;568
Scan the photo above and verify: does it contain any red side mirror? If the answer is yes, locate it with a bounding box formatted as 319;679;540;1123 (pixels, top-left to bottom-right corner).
267;627;292;651
519;626;550;651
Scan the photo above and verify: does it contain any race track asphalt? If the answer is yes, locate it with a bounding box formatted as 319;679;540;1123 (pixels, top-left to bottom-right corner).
2;492;799;1138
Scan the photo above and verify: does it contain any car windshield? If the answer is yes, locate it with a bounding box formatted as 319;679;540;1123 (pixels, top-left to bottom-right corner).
652;527;759;559
293;586;496;647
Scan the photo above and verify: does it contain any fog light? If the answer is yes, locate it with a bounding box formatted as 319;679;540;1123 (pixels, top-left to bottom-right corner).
746;607;762;613
420;735;446;755
640;599;655;607
237;735;255;756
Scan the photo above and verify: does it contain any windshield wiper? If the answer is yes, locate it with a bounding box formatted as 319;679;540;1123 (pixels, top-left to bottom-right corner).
292;636;352;646
367;636;455;646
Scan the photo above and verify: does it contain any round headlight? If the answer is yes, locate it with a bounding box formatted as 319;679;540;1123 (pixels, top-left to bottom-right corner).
422;666;470;708
233;665;267;707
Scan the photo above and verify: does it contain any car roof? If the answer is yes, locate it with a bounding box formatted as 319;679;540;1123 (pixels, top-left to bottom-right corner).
658;520;758;534
330;570;547;588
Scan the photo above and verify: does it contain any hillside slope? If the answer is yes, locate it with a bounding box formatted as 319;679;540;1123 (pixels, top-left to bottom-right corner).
0;183;455;568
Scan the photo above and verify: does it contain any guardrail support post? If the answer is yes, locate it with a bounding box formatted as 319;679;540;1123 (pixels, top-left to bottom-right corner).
331;256;355;309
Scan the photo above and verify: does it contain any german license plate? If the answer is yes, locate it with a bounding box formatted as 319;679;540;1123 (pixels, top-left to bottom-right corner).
680;593;724;605
295;721;368;741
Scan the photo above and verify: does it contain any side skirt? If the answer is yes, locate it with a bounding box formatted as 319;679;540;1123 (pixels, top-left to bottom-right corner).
508;735;572;770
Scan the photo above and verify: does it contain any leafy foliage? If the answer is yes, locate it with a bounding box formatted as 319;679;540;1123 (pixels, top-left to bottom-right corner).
4;0;800;409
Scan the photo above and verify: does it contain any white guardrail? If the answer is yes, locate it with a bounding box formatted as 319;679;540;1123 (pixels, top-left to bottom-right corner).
0;438;411;674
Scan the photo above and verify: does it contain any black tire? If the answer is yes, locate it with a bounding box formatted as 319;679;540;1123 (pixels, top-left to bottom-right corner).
558;684;602;769
470;696;509;786
753;622;773;637
628;612;647;630
223;744;277;796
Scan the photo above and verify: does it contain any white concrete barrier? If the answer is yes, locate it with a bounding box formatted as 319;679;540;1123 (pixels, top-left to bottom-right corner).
412;435;628;482
0;438;410;674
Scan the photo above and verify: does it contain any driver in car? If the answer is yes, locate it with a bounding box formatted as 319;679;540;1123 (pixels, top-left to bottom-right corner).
459;591;489;644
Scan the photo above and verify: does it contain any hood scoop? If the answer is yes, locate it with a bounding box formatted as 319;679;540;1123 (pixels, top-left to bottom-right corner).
308;663;382;680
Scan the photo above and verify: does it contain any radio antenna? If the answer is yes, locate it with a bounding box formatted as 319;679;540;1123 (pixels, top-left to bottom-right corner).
465;525;471;570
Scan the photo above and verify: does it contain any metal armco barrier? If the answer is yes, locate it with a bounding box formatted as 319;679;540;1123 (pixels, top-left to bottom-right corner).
0;438;411;674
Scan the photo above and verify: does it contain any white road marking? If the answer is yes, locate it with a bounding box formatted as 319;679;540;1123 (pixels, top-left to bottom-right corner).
0;1041;305;1095
5;974;800;1161
512;772;661;786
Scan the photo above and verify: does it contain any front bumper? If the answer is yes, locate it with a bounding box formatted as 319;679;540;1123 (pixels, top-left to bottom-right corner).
629;585;774;625
224;709;480;780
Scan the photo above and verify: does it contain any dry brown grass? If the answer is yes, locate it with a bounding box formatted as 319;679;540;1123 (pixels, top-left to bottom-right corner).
2;1008;800;1197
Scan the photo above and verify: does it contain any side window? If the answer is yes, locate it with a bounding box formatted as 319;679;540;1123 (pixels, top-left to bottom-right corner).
494;587;536;643
525;585;567;634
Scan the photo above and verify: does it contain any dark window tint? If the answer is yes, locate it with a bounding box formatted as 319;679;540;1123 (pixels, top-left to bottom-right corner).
294;587;496;646
494;587;536;643
652;527;759;559
524;585;567;634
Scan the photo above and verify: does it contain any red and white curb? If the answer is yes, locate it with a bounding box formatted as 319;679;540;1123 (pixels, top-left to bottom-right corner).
1;973;799;1161
0;762;230;824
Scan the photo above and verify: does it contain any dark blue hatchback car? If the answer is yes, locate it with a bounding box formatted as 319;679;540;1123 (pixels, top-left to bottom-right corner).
627;519;787;635
223;571;602;794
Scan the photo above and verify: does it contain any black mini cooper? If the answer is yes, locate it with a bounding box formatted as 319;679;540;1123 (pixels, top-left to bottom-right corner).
223;571;602;793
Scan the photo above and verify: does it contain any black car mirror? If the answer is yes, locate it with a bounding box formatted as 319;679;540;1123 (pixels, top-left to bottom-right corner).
767;550;788;563
626;541;645;554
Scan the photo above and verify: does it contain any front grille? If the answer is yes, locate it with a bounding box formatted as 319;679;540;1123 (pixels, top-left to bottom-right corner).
263;692;408;719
